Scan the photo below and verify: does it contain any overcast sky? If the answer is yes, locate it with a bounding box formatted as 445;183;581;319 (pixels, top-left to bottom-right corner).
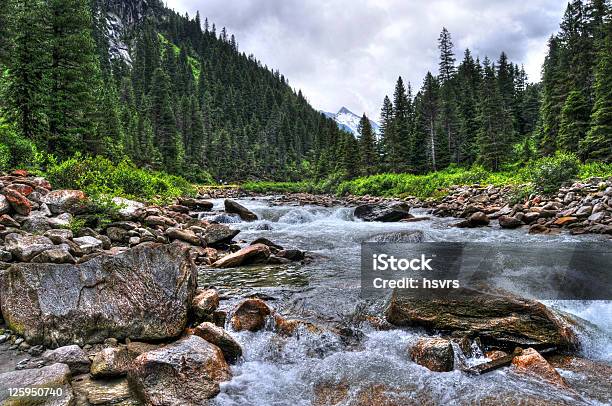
166;0;567;121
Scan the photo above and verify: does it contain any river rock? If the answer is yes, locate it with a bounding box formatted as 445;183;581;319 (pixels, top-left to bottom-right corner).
3;188;31;215
203;223;240;246
385;289;578;350
129;335;231;405
498;215;522;229
91;347;131;378
224;199;258;221
72;235;103;254
4;233;55;261
0;242;197;347
31;246;76;264
354;202;412;222
71;374;134;406
410;337;454;372
192;288;220;320
512;348;568;387
166;227;201;246
190;322;243;363
251;237;283;252
112;197;145;219
366;230;424;243
41;189;87;214
42;345;91;375
211;243;271;268
0;363;74;405
230;298;272;332
0;195;10;214
553;216;578;226
179;197;213;211
276;248;305;261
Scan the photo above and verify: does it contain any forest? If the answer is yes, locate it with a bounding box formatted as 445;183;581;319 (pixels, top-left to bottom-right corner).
0;0;610;189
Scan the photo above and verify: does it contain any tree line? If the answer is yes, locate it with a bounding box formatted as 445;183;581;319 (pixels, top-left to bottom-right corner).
352;0;610;178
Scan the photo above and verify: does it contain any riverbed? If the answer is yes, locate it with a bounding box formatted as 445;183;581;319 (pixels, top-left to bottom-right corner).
199;198;611;406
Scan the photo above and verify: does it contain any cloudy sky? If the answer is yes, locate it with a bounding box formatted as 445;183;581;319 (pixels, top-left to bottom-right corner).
166;0;567;121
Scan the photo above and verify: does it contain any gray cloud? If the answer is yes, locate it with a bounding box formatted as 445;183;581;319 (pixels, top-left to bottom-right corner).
167;0;566;120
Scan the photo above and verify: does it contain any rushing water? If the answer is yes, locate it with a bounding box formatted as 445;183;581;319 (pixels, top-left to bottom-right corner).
198;198;612;406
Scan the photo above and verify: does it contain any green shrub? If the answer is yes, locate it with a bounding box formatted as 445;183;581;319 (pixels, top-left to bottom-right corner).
529;152;580;194
0;122;40;170
578;161;612;180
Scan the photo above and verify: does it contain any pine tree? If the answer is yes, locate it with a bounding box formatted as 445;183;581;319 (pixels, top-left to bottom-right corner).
579;19;612;162
0;0;13;65
390;77;412;172
5;0;49;142
357;114;377;175
438;28;456;83
378;95;394;171
456;49;480;164
418;72;445;171
539;36;566;155
47;0;102;156
558;89;590;154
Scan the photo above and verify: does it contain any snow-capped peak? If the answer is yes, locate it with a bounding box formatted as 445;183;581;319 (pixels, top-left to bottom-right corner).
322;107;380;136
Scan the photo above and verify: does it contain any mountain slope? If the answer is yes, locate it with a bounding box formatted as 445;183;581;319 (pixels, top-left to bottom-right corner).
323;107;380;136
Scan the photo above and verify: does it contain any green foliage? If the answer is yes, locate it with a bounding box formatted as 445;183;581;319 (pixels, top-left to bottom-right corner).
578;161;612;179
0;122;40;170
45;154;195;203
65;217;87;234
528;152;580;194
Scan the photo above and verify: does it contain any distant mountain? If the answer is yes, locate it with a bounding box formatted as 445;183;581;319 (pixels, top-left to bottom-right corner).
322;107;380;136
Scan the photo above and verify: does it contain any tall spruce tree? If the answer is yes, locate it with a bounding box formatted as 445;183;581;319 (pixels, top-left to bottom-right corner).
390;77;412;172
379;95;394;171
357;114;377;175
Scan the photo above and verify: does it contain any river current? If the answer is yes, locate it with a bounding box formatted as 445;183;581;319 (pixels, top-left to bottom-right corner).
197;198;611;406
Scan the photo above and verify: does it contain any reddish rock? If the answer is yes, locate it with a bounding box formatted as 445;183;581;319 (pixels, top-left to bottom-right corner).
486;350;509;361
230;298;272;332
41;189;87;214
5;183;34;196
211;243;271;268
512;348;568;388
190;322;243;363
3;188;31;215
274;314;324;336
11;169;29;177
553;216;578;226
192;288;220;319
409;337;454;372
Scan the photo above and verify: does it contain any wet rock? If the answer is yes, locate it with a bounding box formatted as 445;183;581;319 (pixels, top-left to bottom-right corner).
212;243;271;268
385;289;578;350
71;374;135;406
522;211;540;224
313;380;349;406
42;344;91;375
41;189;87;214
3;188;31;215
129;335;230;405
91;347;131;378
512;348;568;387
192;288;220;320
410;337;454;372
553;216;578;226
276;248;305;261
190;322;243;363
486;350;509;361
31;246;76;264
179;197;213;211
224;199;258;221
528;224;560;235
0;243;197;347
0;363;74;405
72;235;103;254
166;227;201;245
354;202;412;222
203;223;239;246
251;237;283;252
230;298;272;332
4;233;55;261
468;211;490;226
365;230;424;243
498;215;522;229
274;315;324;337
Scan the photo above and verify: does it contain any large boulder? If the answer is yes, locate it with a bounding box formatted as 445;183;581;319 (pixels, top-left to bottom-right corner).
0;363;74;405
385;289;578;350
512;348;568;387
211;244;270;268
179;197;213;211
41;189;87;214
354;202;412;222
224;199;258;221
112;197;145;219
128;335;231;405
4;233;55;261
0;243;197;347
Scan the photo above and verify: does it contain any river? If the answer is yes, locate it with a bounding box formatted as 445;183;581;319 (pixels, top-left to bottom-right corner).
198;198;611;406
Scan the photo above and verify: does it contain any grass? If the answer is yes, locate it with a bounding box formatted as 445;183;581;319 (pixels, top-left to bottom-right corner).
158;33;201;79
241;160;612;200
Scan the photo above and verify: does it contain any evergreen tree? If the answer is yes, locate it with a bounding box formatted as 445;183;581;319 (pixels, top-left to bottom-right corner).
539;36;566;155
418;72;445;171
357;114;377;175
558;89;590;154
438;28;456;83
47;0;102;156
378;95;394;171
390;77;412;172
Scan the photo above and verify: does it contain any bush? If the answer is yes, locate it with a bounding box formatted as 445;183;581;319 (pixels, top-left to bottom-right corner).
529;152;580;194
45;154;196;204
0;123;40;170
